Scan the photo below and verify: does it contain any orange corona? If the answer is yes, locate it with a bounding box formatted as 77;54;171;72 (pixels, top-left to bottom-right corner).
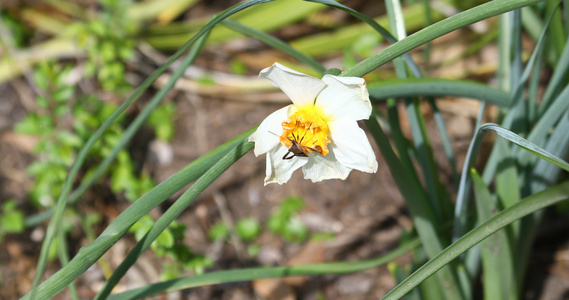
279;105;331;159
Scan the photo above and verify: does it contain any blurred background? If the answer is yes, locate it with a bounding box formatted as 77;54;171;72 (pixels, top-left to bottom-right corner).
0;0;568;299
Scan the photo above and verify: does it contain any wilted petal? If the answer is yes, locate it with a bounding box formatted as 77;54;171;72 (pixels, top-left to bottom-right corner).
249;106;291;156
302;149;352;182
265;145;309;185
317;75;371;121
329;119;378;173
259;63;326;107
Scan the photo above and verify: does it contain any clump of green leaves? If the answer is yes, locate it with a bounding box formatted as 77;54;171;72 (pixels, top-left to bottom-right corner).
69;0;136;91
268;197;308;243
129;215;212;279
0;200;25;242
209;218;262;257
147;103;176;141
236;217;261;241
208;197;311;249
208;222;230;241
15;62;77;207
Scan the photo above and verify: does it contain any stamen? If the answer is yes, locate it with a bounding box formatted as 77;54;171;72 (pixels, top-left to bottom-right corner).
280;105;330;156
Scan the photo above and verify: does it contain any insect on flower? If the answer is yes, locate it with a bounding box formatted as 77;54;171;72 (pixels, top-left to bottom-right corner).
249;62;378;185
269;131;319;160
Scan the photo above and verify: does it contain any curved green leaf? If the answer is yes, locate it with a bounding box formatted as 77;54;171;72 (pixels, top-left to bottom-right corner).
368;78;511;107
454;123;569;243
471;169;516;300
383;180;569;300
106;238;421;299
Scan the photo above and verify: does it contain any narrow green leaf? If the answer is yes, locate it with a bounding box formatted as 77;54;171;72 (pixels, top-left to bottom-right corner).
508;3;559;130
453;121;569;243
510;10;523;93
385;99;416;184
513;85;569;170
494;140;521;246
530;112;569;194
471;169;517;300
364;113;463;296
406;99;450;222
430;100;461;189
369;79;510;107
515;112;569;289
382;4;460;297
383;181;569;300
520;6;541;38
539;34;569;116
389;263;423;300
492;124;569;173
456;264;474;300
421;0;433;64
564;0;569;36
56;227;79;300
107;238;421;299
545;0;565;64
527;44;543;124
520;5;558;68
515;83;569;166
495;141;520;210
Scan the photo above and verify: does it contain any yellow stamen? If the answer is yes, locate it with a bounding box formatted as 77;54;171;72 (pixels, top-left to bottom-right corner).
280;105;330;156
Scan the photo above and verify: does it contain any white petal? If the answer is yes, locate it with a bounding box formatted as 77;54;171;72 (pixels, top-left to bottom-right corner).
329;119;378;173
302;149;352;182
259;62;326;106
249;106;291;156
264;145;309;185
317;75;372;121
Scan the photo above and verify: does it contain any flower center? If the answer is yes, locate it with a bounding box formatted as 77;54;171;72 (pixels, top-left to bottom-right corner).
280;105;330;156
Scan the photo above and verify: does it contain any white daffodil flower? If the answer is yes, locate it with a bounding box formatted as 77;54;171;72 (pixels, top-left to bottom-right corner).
249;62;378;185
